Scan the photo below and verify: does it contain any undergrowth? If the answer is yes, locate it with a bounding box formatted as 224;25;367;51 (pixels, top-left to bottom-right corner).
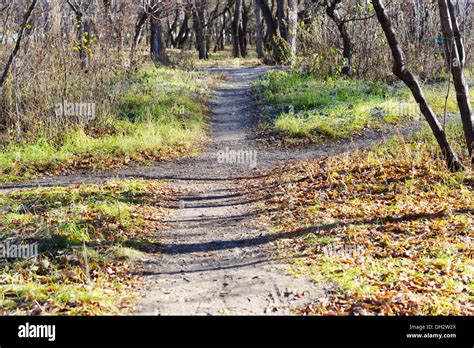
254;70;472;143
0;179;169;315
0;66;219;183
253;121;473;315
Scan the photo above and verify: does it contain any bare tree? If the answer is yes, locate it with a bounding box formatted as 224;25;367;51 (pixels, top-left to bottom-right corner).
232;0;242;57
239;0;249;57
254;0;265;58
288;0;298;64
438;0;473;165
66;0;94;71
0;0;37;89
149;2;169;65
193;0;208;59
276;0;287;40
371;0;463;171
323;0;352;76
176;10;191;49
255;0;280;60
130;10;148;64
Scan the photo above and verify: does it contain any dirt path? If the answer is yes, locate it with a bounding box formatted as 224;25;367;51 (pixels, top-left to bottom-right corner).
0;67;421;192
133;67;422;315
0;66;424;315
135;67;325;315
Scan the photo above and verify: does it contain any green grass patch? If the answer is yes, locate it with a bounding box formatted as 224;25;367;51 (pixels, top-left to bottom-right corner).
0;179;169;315
254;70;472;142
0;66;219;183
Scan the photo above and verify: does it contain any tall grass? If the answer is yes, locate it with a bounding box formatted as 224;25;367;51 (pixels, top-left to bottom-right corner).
0;66;217;182
254;70;471;142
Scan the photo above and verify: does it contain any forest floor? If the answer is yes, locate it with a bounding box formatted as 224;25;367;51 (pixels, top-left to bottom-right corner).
133;67;428;315
1;66;469;315
0;66;424;314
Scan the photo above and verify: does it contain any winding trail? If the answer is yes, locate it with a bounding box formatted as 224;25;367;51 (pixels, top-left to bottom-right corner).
135;67;325;315
0;66;424;315
0;67;419;192
133;67;421;315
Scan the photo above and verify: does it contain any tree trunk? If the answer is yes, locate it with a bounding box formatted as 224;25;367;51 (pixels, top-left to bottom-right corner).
255;0;277;42
66;0;91;71
255;0;281;61
81;19;92;71
232;0;242;57
239;0;249;58
220;12;227;50
176;12;190;49
166;13;179;48
447;0;465;67
150;10;169;65
371;0;463;171
130;11;147;64
214;12;227;51
254;0;265;58
276;0;287;40
326;1;351;76
288;0;298;65
193;8;207;59
0;0;37;89
438;0;473;165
